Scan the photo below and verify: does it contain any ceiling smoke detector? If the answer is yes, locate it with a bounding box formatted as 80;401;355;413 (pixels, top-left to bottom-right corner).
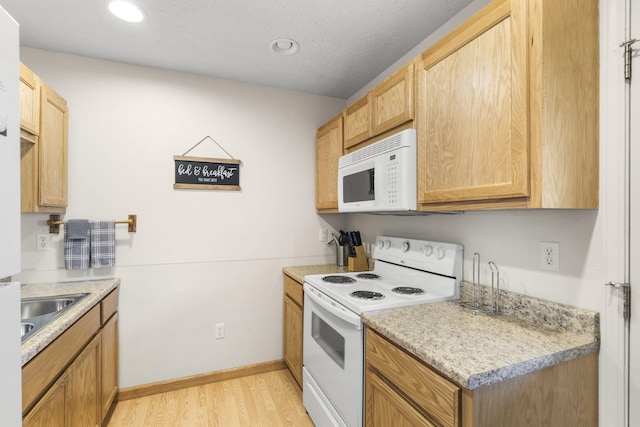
108;1;145;23
270;38;299;55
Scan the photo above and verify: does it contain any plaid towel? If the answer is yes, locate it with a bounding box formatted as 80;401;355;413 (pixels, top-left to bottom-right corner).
64;221;90;270
90;220;115;268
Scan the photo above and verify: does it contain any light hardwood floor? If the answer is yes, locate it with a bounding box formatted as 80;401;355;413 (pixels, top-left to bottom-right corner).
107;369;313;427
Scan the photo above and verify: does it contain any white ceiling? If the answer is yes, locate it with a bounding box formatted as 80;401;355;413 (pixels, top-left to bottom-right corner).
1;0;472;99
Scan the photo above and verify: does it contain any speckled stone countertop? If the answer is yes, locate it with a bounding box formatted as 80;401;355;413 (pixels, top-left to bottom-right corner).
362;283;599;390
21;278;120;366
282;264;350;283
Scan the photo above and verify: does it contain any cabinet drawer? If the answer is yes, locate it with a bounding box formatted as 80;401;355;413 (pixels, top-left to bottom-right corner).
284;275;303;307
366;329;460;427
101;288;119;324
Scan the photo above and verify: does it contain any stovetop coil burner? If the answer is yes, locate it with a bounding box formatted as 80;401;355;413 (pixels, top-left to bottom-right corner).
350;290;385;300
392;287;425;295
322;275;356;284
356;273;381;280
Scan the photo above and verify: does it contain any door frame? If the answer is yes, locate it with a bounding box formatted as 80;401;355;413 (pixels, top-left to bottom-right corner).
600;0;631;425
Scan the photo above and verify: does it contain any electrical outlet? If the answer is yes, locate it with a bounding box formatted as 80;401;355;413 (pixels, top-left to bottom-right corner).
318;228;329;243
36;233;50;251
215;323;225;339
539;242;559;271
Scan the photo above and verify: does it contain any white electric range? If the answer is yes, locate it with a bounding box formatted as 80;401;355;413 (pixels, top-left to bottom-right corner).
302;235;463;427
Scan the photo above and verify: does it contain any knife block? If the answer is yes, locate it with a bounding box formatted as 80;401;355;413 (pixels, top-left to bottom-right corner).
348;246;369;272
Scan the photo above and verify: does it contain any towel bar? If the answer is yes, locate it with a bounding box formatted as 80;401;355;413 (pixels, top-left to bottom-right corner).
47;214;137;234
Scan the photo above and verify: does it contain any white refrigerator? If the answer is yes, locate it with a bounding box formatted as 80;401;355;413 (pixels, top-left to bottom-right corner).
0;5;22;427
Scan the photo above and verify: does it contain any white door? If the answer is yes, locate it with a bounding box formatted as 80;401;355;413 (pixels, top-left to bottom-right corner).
629;0;640;423
602;0;639;425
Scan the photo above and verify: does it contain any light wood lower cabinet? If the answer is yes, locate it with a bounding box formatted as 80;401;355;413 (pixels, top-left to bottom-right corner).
367;371;435;427
22;289;120;426
283;274;304;387
22;372;69;427
101;312;119;420
365;328;598;427
67;334;101;427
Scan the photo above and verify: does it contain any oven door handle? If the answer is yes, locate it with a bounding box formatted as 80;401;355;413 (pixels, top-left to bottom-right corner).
304;283;362;329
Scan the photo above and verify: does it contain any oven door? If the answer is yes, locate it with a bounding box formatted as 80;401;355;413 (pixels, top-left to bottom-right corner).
303;283;363;427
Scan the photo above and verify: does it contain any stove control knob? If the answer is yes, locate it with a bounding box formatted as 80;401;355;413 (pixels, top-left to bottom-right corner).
436;247;447;260
423;245;434;257
377;240;385;249
384;240;392;249
401;241;410;252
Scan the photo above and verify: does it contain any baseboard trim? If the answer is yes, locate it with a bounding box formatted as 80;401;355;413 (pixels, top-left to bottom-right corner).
118;359;286;401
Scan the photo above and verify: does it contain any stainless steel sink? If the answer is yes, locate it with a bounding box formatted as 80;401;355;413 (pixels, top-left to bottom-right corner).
21;293;89;342
21;322;34;338
21;297;75;319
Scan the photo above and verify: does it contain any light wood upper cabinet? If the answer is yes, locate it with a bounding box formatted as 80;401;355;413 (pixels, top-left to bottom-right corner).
316;115;343;212
344;63;415;151
21;77;68;213
417;0;528;207
344;95;372;149
39;83;68;208
417;0;598;210
371;63;414;136
19;62;40;144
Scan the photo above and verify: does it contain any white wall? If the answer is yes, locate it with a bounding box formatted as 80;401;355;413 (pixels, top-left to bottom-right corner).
347;0;492;104
16;48;346;387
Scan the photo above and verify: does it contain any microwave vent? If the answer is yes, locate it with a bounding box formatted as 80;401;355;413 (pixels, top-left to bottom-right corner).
350;133;403;164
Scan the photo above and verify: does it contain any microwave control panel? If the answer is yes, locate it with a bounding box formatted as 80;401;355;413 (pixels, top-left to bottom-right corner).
384;154;400;205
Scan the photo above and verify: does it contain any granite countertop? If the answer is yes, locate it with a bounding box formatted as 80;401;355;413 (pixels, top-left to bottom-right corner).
362;294;599;390
282;264;350;283
21;278;120;366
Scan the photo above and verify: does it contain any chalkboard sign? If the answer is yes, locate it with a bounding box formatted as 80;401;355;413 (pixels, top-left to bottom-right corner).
173;155;241;191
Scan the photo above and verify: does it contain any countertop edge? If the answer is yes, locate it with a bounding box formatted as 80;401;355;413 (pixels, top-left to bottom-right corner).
282;264;350;284
21;278;121;366
465;341;600;389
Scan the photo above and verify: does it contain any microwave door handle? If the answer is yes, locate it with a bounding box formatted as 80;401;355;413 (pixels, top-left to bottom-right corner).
369;169;375;196
304;283;362;330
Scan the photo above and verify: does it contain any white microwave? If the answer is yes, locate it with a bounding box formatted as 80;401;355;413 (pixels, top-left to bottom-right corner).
338;129;416;213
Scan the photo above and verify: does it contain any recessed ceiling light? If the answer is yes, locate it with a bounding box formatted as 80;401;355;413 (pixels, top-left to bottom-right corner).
270;38;299;55
108;1;145;23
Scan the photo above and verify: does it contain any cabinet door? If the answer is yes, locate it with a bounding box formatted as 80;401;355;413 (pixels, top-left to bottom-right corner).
417;0;528;205
101;313;119;420
283;295;303;387
23;373;68;427
371;63;414;136
316;115;343;211
366;370;435;427
67;334;101;427
39;82;68;208
344;95;372;149
19;62;40;143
